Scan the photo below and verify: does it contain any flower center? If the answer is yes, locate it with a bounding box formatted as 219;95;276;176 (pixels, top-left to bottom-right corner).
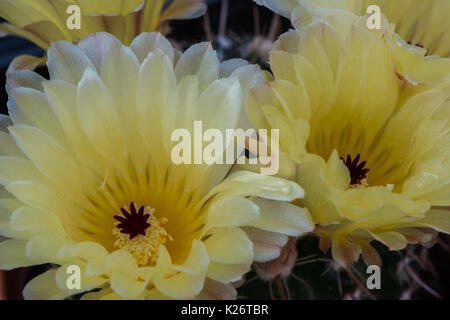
341;154;370;186
113;202;172;266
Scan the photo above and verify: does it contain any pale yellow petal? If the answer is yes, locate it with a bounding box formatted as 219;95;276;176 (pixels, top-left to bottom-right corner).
243;227;288;262
47;41;95;84
204;227;253;265
23;268;68;300
175;42;220;92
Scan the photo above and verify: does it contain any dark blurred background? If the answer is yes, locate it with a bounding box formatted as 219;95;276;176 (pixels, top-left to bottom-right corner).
0;0;449;300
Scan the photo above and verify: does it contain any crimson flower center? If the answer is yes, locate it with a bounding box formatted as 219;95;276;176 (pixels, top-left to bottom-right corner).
113;202;151;240
341;154;370;185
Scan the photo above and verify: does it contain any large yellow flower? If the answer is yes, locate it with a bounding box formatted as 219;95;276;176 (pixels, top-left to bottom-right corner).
0;0;206;72
254;0;450;57
0;32;313;299
0;0;206;47
246;8;450;267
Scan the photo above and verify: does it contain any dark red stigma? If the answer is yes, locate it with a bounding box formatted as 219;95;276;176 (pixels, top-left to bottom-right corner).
340;154;370;185
113;202;151;240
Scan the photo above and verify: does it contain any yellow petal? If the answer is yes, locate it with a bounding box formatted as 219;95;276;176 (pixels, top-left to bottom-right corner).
10;206;65;236
0;239;31;270
206;261;250;284
243;227;288;262
175;42;220;92
204;227;253;265
153;269;205;299
25;234;66;264
405;209;450;234
77;68;127;168
130;32;175;64
23;268;67;300
0;156;42;185
209;171;304;202
77;32;121;71
203;197;259;234
197;278;237;300
160;0;207;22
170;240;209;274
47;41;95;84
58;241;109;276
331;236;361;267
249;198;314;236
102;250;138;276
110;273;150;299
6;55;46;74
8;87;63;141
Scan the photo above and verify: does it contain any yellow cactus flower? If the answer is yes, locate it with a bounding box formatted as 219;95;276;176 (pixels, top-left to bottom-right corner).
246;8;450;267
0;0;206;72
0;32;314;299
0;0;206;47
254;0;450;58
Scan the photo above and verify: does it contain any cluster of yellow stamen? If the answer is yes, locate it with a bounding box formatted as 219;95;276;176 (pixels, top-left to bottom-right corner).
113;206;172;266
